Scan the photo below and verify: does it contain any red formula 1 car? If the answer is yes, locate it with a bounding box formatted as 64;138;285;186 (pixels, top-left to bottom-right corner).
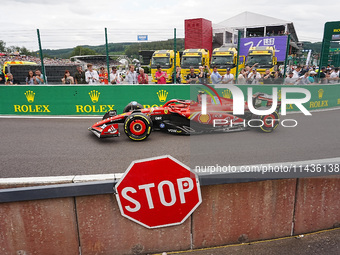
89;91;281;141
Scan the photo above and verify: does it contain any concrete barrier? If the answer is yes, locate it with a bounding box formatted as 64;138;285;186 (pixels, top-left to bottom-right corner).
293;177;340;234
192;179;297;249
0;176;339;254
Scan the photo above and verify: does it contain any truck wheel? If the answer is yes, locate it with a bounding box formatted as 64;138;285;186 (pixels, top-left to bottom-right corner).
123;101;144;113
258;111;279;133
124;113;152;141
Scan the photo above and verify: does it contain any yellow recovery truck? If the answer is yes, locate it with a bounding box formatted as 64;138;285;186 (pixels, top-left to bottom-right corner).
245;46;277;74
210;47;245;77
151;50;180;83
180;49;209;83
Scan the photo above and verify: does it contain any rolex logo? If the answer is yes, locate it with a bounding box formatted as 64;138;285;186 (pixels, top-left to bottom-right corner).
318;89;324;99
89;90;100;103
222;89;232;99
157;90;168;102
25;90;35;103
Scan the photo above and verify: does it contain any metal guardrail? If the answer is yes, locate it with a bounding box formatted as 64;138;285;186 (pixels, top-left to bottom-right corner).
0;158;339;203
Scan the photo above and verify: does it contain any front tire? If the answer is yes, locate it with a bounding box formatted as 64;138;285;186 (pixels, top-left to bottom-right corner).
124;113;152;141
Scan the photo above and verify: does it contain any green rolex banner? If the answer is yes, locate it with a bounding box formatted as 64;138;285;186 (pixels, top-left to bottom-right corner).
0;84;339;116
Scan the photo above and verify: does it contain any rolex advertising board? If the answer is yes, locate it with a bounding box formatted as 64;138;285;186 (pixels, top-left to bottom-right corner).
1;85;339;116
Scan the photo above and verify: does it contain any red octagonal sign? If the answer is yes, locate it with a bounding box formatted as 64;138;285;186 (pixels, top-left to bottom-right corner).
115;155;202;228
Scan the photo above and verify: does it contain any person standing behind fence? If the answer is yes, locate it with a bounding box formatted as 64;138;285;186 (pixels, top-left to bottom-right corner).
237;68;247;84
172;66;181;84
247;68;261;84
125;64;138;84
26;70;35;85
138;68;149;84
0;70;5;84
110;66;121;84
329;67;339;84
61;70;74;84
85;63;99;84
35;69;46;84
210;66;222;84
155;65;168;84
222;68;234;84
198;65;211;84
99;67;109;85
74;66;86;84
5;73;20;85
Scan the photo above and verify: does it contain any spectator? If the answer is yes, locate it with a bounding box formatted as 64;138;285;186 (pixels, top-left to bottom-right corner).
210;66;222;84
85;63;99;84
261;69;273;84
186;67;198;84
98;67;109;85
329;67;339;84
198;65;211;84
5;73;20;85
74;66;86;84
110;66;122;84
138;68;149;84
272;70;283;84
309;71;316;84
293;66;302;79
125;64;138;84
26;70;35;85
222;68;234;84
318;66;327;84
61;70;75;84
35;69;46;84
0;71;5;84
172;66;181;84
284;72;296;85
295;72;311;85
155;65;168;84
247;68;261;84
237;68;247;84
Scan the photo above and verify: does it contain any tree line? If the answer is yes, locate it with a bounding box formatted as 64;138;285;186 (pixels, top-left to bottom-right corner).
1;39;339;61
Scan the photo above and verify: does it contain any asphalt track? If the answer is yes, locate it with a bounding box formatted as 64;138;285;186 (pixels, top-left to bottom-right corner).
1;109;340;178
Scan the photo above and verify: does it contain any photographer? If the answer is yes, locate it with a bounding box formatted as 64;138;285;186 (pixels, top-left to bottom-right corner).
198;65;211;84
85;63;99;84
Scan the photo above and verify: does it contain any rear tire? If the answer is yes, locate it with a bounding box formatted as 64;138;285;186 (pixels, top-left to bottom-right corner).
124;113;152;141
258;111;280;133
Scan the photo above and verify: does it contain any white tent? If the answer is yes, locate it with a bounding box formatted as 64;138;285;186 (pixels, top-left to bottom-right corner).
216;11;290;29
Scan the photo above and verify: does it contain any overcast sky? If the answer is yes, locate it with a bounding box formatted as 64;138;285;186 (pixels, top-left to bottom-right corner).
2;0;340;50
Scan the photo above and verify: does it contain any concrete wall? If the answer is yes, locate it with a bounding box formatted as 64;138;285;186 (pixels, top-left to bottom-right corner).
0;177;339;255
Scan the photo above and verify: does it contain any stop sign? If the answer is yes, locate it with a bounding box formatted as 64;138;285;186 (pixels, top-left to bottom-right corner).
115;155;202;228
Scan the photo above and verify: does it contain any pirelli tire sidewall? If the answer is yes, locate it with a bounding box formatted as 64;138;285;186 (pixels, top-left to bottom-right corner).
124;113;153;141
259;111;280;133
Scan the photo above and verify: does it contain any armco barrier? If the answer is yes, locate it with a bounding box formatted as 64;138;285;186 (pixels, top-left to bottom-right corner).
0;174;339;254
1;84;340;115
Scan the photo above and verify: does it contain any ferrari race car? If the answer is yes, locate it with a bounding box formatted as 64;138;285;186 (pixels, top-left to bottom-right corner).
89;91;281;141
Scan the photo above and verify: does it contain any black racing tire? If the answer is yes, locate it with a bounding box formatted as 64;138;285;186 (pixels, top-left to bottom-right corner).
124;113;152;141
102;110;117;120
123;101;144;113
257;111;280;133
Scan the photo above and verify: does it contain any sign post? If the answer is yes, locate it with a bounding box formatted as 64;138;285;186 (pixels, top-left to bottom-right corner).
115;155;202;229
